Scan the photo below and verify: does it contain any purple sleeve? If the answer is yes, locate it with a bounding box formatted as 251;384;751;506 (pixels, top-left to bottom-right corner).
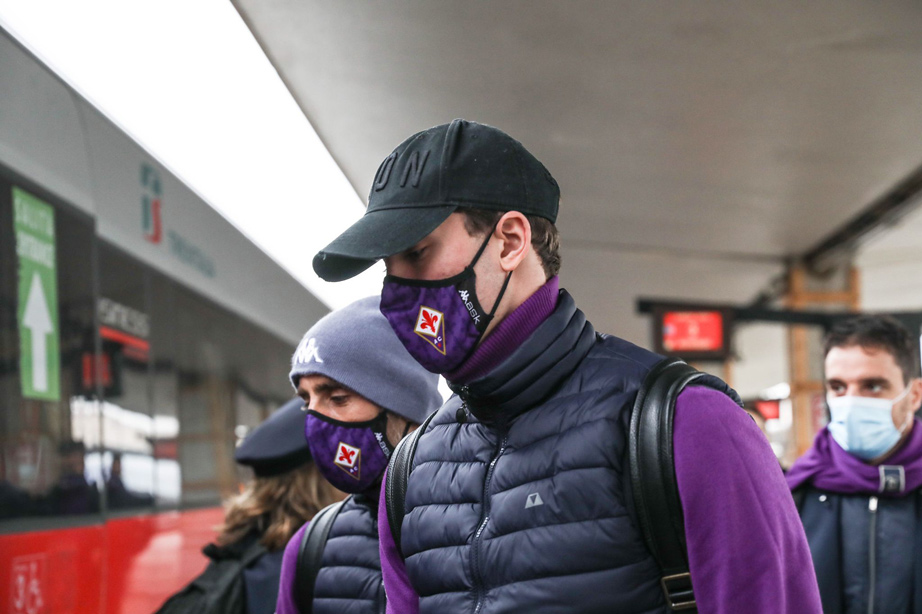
673;386;822;613
275;522;309;614
378;469;420;614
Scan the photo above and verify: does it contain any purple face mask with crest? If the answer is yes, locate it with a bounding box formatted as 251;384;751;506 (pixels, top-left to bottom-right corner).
304;411;393;494
380;231;511;374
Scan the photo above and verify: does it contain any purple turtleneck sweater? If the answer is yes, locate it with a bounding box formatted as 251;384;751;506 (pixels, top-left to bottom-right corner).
376;278;821;614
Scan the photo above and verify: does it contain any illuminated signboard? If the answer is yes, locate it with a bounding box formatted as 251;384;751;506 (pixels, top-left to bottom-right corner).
755;400;780;421
654;309;731;360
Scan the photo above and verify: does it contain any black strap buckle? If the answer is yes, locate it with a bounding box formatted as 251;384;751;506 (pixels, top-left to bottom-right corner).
660;572;697;611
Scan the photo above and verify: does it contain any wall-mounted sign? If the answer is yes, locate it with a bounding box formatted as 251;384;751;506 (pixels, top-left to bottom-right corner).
654;309;731;360
80;350;123;398
754;400;780;421
97;297;150;363
141;162;163;244
140;161;216;278
14;187;60;401
98;297;150;339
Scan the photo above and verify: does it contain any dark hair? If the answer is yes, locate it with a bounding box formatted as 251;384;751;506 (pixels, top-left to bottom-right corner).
460;209;561;278
824;315;920;383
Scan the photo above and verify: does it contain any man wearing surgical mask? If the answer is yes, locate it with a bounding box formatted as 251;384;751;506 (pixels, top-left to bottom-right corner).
275;296;442;614
788;315;922;614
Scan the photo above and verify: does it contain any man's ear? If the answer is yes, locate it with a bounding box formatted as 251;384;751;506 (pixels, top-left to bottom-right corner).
909;378;922;412
495;211;531;273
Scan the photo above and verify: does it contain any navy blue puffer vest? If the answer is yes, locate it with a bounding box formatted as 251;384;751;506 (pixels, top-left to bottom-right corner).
402;291;685;614
312;494;385;614
797;486;922;613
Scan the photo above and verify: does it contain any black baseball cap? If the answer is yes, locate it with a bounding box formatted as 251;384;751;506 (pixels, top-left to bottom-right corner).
313;119;560;282
234;397;312;477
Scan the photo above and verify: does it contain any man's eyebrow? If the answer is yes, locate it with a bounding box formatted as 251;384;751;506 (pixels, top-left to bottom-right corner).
313;382;347;395
859;377;890;387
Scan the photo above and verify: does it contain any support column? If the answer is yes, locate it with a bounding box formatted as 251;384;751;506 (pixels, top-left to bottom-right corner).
786;265;860;459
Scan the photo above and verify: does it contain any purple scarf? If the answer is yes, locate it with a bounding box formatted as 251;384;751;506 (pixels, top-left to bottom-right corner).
787;419;922;496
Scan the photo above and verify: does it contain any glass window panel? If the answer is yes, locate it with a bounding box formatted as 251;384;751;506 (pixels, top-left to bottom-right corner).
0;173;99;528
97;243;155;512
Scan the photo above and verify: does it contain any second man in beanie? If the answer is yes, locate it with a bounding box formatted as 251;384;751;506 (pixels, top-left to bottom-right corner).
275;296;442;614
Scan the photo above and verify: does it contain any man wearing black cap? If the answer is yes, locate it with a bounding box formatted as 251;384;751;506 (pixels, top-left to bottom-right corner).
313;120;821;614
275;296;442;614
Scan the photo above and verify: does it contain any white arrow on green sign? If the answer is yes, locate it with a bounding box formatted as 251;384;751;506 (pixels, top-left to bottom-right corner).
14;187;60;401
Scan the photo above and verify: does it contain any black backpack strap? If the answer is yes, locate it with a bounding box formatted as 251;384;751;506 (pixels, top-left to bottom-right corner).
385;410;439;559
629;358;708;612
201;538;267;612
295;498;348;614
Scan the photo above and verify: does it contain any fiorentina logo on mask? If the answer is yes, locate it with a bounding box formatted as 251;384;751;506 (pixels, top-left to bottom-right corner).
334;442;361;479
414;305;446;354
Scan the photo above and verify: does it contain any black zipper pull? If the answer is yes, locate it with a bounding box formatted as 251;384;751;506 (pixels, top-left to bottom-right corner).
456;403;468;424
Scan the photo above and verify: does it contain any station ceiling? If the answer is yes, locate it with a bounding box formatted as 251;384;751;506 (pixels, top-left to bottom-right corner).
232;1;922;345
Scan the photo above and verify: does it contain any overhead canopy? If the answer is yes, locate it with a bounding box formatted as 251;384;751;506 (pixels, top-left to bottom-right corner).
232;1;922;344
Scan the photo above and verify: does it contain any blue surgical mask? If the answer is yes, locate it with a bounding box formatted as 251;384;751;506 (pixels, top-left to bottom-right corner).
827;386;912;460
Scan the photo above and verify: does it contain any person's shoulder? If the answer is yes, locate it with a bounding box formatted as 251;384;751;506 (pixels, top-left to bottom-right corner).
676;385;746;420
673;385;790;508
674;385;763;449
585;333;663;377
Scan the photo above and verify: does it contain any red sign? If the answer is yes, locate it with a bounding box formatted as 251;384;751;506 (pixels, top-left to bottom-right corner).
661;311;725;353
81;352;113;390
755;400;780;421
100;326;150;362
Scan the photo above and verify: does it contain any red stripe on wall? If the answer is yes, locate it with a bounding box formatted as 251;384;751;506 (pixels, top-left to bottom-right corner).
99;326;150;353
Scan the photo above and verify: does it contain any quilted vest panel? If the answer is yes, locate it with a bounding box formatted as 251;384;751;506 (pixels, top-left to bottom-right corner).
798;487;922;614
402;332;671;614
313;495;385;614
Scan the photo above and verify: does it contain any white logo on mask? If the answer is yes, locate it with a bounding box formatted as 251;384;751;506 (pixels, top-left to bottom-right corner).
457;290;481;325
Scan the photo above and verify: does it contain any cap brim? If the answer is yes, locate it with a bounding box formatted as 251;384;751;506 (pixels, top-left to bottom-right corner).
313;205;457;281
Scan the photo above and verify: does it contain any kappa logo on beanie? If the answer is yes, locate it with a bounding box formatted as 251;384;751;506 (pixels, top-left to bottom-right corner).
294;337;323;364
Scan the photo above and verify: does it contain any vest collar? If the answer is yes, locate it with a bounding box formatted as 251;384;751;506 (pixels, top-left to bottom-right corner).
449;290;595;423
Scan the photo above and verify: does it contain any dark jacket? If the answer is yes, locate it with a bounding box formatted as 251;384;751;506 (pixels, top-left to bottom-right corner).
277;493;384;614
796;486;922;613
243;546;284;614
312;494;385;614
400;292;739;613
156;530;273;614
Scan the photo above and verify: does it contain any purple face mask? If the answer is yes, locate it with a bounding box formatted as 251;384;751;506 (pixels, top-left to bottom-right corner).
380;231;511;374
304;411;393;494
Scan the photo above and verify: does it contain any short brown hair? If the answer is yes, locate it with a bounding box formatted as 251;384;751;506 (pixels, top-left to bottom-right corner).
461;209;561;278
824;315;921;384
